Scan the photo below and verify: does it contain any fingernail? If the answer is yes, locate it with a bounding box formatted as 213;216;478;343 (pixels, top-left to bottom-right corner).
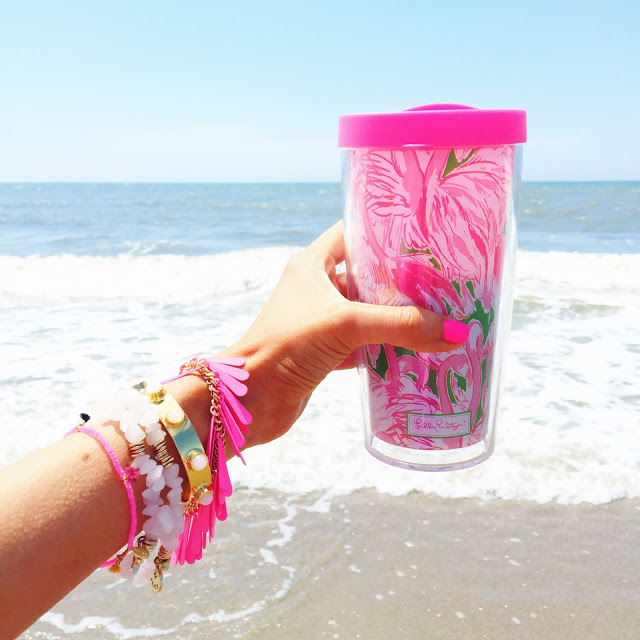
442;319;470;344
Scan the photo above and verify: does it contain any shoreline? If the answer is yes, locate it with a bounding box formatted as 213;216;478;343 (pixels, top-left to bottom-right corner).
20;489;640;640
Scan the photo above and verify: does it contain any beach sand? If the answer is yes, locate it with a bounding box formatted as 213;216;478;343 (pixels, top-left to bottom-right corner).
20;489;640;640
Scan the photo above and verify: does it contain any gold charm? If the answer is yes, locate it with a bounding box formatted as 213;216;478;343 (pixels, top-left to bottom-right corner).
132;544;149;574
133;545;150;560
131;535;156;575
131;555;143;575
108;553;124;574
150;564;163;593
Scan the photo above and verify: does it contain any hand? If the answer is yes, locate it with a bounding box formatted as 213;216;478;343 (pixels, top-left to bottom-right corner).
219;221;469;449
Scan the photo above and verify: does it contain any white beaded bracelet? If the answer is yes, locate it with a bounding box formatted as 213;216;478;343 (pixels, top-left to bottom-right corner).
90;386;186;591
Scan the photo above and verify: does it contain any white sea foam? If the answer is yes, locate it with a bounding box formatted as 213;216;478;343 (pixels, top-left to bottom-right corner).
40;598;272;637
0;247;295;299
1;249;639;504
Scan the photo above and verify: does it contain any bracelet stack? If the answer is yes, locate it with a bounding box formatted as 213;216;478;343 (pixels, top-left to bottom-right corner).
67;356;251;592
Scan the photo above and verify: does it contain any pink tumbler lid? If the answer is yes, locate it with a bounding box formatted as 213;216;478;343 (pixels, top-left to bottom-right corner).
338;103;527;148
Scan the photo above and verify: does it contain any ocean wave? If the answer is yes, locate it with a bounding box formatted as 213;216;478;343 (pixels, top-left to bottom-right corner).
1;248;639;504
1;249;639;298
0;247;301;299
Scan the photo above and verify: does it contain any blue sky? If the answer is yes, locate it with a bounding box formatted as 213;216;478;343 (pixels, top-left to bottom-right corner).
1;0;638;182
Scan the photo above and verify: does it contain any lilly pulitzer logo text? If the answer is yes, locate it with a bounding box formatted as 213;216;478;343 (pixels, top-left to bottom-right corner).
407;412;471;438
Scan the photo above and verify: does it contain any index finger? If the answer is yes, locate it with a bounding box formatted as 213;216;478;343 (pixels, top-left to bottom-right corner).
306;220;345;273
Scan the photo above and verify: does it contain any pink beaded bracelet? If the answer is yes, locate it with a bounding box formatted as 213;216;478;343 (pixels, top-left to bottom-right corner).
65;415;139;565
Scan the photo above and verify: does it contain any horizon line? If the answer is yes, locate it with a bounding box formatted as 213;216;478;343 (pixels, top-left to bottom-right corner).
1;179;639;185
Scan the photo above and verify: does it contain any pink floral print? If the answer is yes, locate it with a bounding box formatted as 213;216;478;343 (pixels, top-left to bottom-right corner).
346;145;515;450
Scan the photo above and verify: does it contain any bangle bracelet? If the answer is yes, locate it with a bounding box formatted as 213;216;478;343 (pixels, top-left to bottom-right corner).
162;356;252;565
134;381;213;511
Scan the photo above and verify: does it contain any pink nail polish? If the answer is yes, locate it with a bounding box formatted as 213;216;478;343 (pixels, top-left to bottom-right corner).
442;319;470;344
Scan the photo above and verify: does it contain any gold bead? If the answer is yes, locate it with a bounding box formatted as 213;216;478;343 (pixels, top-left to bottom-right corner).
193;483;213;505
154;439;174;467
129;441;146;458
146;382;166;404
156;545;172;561
187;450;209;471
165;407;185;429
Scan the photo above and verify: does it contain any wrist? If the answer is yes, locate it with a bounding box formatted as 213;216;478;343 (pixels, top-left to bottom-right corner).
215;339;303;451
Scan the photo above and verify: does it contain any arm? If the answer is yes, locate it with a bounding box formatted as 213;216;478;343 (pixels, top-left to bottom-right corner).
0;222;467;638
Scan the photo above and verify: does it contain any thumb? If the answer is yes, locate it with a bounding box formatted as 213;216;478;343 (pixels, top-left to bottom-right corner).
345;301;470;354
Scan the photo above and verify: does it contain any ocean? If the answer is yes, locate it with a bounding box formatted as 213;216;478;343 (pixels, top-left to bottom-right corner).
2;181;640;639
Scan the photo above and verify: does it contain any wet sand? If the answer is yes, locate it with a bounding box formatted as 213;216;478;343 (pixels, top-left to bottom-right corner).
19;489;640;640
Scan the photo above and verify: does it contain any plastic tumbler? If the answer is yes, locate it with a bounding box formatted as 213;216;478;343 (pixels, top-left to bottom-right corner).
339;104;527;471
